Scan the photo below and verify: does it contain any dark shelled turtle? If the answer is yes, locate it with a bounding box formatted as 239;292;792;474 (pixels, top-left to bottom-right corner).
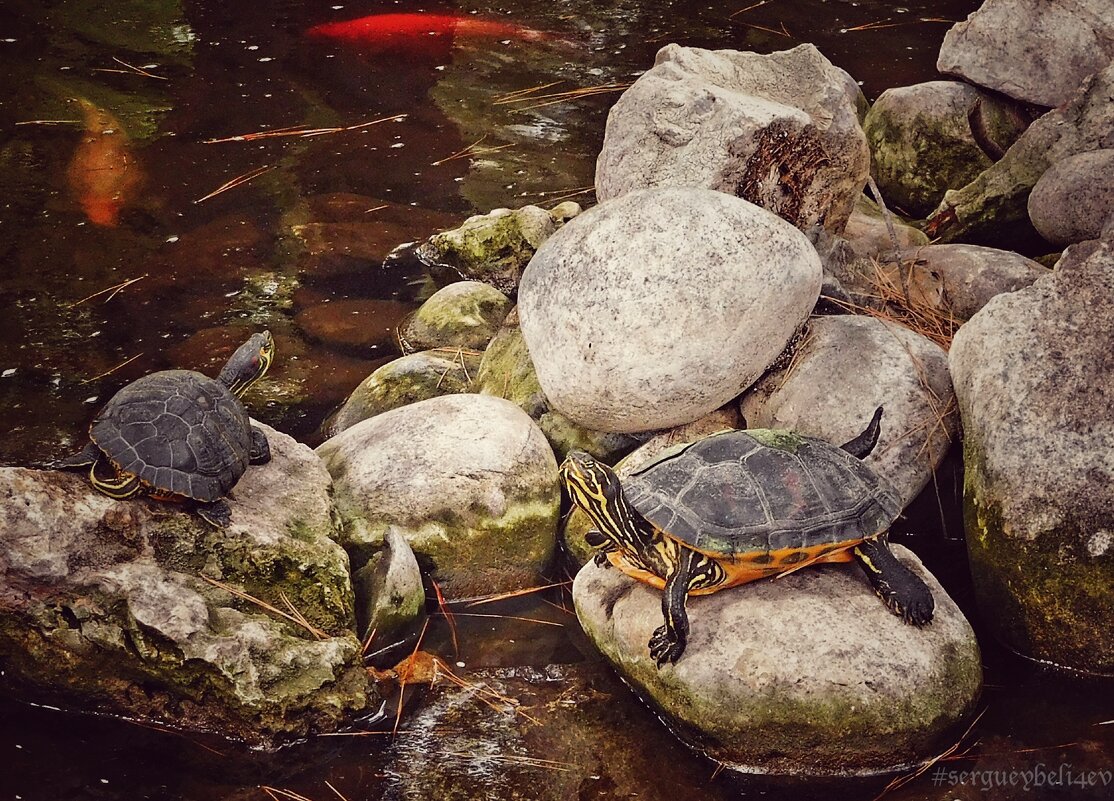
561;407;935;666
53;331;275;527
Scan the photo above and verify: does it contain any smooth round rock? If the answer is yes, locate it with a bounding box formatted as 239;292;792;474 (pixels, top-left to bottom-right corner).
574;549;981;776
518;187;822;434
317;394;560;599
740;315;957;506
1028;149;1114;246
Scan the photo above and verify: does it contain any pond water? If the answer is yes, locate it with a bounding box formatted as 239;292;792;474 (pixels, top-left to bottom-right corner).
1;1;1111;800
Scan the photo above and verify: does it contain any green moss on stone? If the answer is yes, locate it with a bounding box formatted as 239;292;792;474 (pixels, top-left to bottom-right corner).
962;437;1114;675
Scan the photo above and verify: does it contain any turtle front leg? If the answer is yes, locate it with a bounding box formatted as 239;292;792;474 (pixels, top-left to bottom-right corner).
248;426;271;465
853;537;935;625
48;441;101;471
649;547;698;667
585;529;616;568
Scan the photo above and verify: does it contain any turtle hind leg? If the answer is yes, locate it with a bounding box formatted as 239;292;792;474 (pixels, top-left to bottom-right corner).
48;442;101;471
196;499;232;528
853;537;935;625
248;426;271;465
841;406;884;459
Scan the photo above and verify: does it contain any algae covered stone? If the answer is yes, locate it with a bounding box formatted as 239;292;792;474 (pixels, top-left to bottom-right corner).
317;394;560;599
0;424;372;748
949;226;1114;675
927;63;1114;244
398;280;512;354
416;203;580;296
573;549;981;776
863;81;1028;218
327;349;482;436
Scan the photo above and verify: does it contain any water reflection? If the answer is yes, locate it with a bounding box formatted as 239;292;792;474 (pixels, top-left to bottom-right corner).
2;0;979;465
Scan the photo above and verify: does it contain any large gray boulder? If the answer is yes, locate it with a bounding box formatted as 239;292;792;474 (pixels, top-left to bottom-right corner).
927;63;1114;244
0;424;373;747
473;308;641;462
863;81;1029;218
937;0;1114;109
740;315;957;505
317;394;560;600
1027;149;1114;246
573;551;981;776
595;44;869;234
519;187;822;434
949;224;1114;675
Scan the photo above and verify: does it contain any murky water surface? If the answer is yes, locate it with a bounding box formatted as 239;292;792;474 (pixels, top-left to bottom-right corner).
1;1;1111;800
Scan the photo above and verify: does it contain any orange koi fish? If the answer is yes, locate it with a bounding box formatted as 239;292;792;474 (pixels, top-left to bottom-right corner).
66;99;141;227
305;12;551;52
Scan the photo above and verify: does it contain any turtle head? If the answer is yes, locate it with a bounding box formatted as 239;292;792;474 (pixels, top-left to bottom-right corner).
560;451;622;509
219;331;275;397
560;451;640;551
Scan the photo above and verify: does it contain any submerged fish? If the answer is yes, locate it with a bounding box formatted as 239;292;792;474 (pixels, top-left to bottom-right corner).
305;12;551;52
65;98;141;227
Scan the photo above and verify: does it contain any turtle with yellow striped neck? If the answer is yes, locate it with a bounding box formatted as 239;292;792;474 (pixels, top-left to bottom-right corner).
560;408;934;666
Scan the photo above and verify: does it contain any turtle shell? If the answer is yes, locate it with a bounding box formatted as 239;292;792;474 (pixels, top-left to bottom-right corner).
90;369;252;502
623;428;902;558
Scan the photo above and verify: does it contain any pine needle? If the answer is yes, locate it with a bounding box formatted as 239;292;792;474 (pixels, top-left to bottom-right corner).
450;612;564;628
203;114;407;144
200;576;327;640
68;274;147;307
194;165;274;204
92;57;168;80
431;578;459;660
393;618;430;736
871;708;986;800
80;352;144;385
730;1;772;17
466;581;572;607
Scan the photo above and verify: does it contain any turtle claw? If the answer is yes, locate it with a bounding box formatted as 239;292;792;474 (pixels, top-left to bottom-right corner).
592;551;612;569
649;625;686;667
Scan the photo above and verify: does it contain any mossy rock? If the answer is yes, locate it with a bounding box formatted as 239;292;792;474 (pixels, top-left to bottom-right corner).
949;228;1114;674
319;394;561;600
0;425;374;748
573;549;982;776
327;348;482;436
417;203;581;296
863;81;1027;219
398;281;512;354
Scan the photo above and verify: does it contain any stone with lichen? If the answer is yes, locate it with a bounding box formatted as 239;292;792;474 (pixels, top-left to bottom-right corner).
0;423;373;748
